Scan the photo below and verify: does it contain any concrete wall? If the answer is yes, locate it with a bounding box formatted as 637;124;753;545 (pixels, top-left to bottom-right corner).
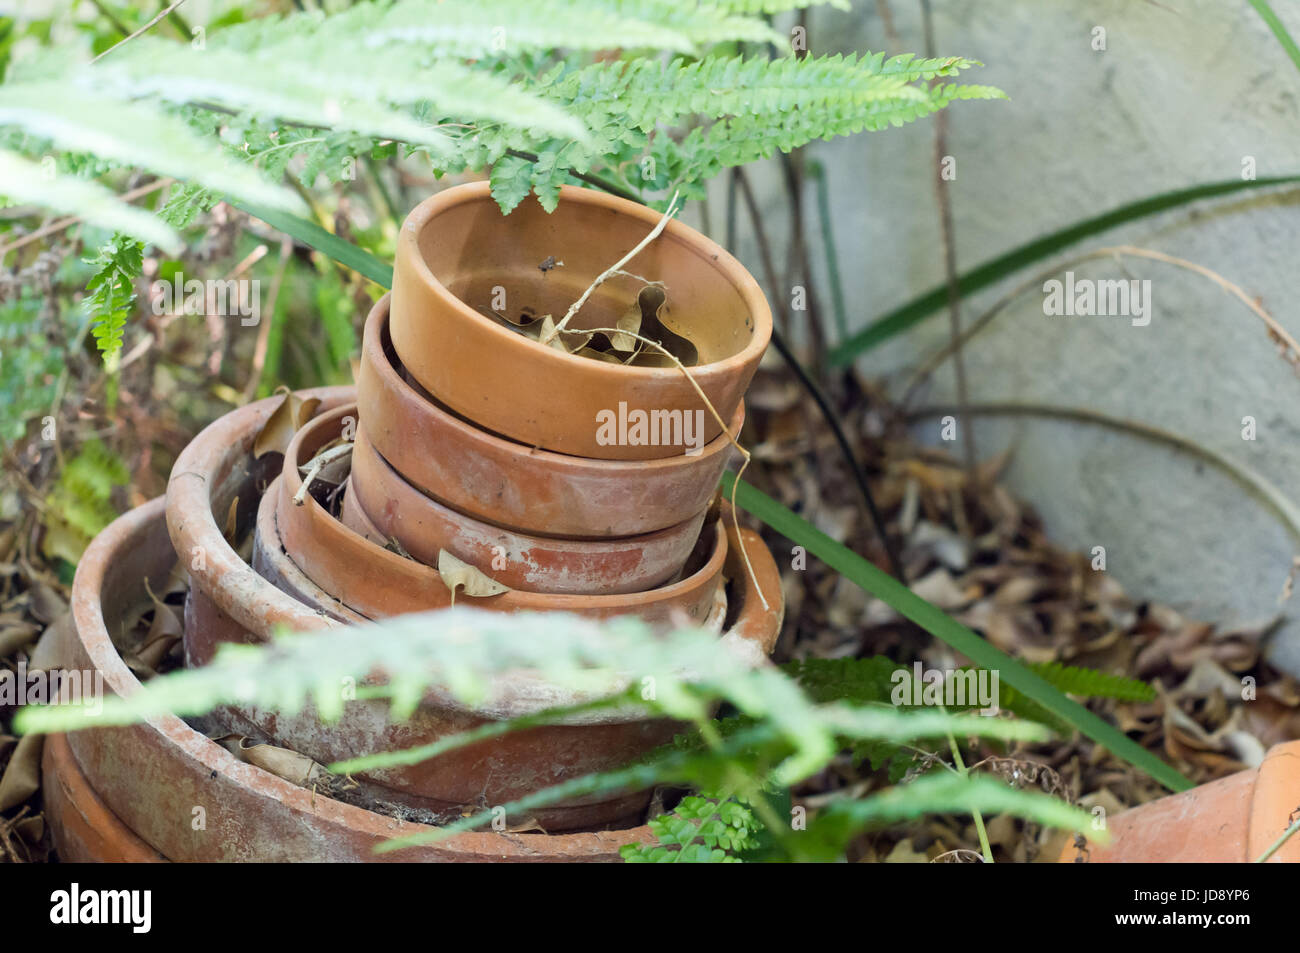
715;0;1300;675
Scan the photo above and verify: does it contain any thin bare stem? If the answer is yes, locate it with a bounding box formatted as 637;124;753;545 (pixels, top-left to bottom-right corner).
292;444;353;506
580;325;767;610
0;179;171;262
93;0;190;62
543;192;680;344
921;0;977;481
902;244;1300;404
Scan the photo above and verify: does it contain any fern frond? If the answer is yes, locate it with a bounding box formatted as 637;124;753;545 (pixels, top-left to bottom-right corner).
111;42;584;147
0;150;179;251
1029;661;1157;703
621;793;760;862
16;606;1049;783
325;0;782;56
83;234;143;358
377;708;1058;853
0;83;302;214
813;772;1093;842
43;439;129;559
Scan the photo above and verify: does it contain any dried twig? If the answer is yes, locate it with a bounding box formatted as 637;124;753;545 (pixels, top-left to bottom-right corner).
93;0;190;63
543;192;680;344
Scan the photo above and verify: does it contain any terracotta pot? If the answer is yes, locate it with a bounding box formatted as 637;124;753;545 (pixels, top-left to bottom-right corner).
390;182;771;460
340;475;386;543
185;476;366;669
347;418;707;595
277;408;728;624
1063;741;1300;863
358;295;743;537
188;471;695;829
60;498;657;859
42;732;166;863
168;386;357;645
53;496;783;860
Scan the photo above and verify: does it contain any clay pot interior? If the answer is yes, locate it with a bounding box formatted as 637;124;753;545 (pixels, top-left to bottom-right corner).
415;191;757;363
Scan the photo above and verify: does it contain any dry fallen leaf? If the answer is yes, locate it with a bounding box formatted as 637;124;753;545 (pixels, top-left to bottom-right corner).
438;551;510;600
0;733;42;812
253;386;321;459
214;734;336;791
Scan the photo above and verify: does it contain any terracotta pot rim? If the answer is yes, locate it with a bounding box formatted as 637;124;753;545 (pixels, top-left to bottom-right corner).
70;497;659;860
360;295;743;537
280;405;731;613
368;294;745;472
397;181;773;383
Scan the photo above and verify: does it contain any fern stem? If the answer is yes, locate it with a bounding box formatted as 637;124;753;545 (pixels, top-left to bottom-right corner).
943;720;993;863
92;0;190;63
505;148;640;203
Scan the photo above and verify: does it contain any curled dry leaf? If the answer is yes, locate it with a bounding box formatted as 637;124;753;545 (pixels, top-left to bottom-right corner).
253;386;322;459
214;734;337;792
481;282;699;367
437;551;510;600
0;733;42;812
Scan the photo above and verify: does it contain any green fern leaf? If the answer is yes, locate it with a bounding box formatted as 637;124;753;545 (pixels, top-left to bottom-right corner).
0;150;179;251
0;84;302;215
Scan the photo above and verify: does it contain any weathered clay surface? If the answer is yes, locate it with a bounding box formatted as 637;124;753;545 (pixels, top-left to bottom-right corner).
56;496;784;859
1063;740;1300;862
63;498;662;860
42;732;167;863
276;407;728;626
360;296;743;537
348;417;707;594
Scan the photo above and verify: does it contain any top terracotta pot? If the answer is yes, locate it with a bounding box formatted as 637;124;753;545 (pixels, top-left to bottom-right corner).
390;181;771;460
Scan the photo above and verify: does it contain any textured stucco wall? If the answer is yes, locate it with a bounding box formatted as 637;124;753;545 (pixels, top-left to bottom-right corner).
716;0;1300;675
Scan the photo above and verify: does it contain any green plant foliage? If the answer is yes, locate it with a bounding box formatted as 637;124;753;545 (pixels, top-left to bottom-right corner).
42;438;128;564
485;52;1003;209
827;174;1300;364
0;291;67;446
621;794;761;863
0;150;178;251
16;603;1097;859
82;234;143;359
724;473;1193;792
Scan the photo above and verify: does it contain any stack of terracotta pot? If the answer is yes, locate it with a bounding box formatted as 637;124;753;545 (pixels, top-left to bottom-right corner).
43;182;786;861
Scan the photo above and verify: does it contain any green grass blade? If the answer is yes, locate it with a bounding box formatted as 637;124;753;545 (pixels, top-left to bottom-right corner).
827;174;1300;365
1248;0;1300;75
228;199;395;289
721;473;1193;792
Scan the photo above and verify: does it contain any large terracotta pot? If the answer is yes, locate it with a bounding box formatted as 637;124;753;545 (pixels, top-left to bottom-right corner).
389;182;771;460
358;296;743;537
42;732;166;863
1063;741;1300;863
48;495;783;860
